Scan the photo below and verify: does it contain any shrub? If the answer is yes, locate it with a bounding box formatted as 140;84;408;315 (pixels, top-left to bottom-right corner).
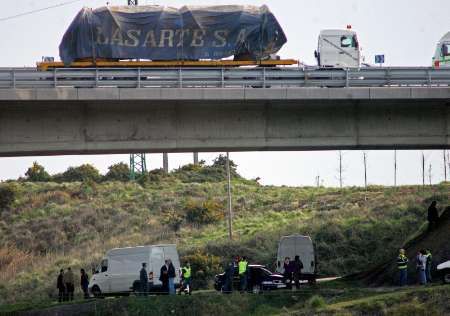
184;198;224;225
162;209;184;231
306;295;326;309
104;163;130;182
24;162;51;182
53;164;101;182
181;251;221;289
0;183;17;211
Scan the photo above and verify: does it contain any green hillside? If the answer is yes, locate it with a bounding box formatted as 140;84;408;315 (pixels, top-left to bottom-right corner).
0;160;448;307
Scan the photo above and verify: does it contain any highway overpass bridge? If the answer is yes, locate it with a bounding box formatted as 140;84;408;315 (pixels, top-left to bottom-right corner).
0;67;449;156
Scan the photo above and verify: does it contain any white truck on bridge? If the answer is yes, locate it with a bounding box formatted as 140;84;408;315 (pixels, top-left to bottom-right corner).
432;32;450;68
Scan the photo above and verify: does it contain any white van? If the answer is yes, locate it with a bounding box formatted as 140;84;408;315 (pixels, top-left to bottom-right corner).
437;260;450;284
432;32;450;68
89;245;180;296
315;28;361;68
276;234;317;284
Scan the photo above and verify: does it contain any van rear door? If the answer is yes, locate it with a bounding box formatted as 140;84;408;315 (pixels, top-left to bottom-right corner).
164;246;181;285
150;247;165;286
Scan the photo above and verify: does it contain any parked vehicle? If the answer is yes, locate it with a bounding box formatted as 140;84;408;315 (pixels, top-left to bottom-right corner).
437;260;450;284
432;32;450;68
214;264;285;293
315;26;361;68
276;234;317;284
88;245;180;297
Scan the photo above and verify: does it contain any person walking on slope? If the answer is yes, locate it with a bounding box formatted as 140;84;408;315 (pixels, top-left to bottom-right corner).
140;263;149;296
80;269;89;299
397;249;408;286
238;256;248;293
427;201;439;231
64;267;75;301
425;250;433;283
56;269;66;302
416;250;427;285
293;255;304;290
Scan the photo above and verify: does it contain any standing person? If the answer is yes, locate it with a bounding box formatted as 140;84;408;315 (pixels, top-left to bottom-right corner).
140;263;149;296
168;259;176;295
427;201;439;231
397;249;408;286
416;250;427;285
64;267;75;301
425;250;433;283
80;269;89;299
223;261;234;294
283;257;292;289
180;262;192;295
293;255;304;290
238;256;248;293
159;260;169;294
56;269;65;303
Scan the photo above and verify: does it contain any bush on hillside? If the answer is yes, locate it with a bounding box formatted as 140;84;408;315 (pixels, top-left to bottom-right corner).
184;198;224;225
162;209;184;231
181;251;221;289
24;162;51;182
0;183;17;212
53;164;102;183
104;163;130;182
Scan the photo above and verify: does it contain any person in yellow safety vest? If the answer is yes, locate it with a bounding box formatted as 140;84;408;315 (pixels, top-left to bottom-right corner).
397;249;408;286
179;262;192;295
238;256;248;293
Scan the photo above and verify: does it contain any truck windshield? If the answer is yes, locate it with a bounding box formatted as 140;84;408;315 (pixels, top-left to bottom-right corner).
341;36;358;48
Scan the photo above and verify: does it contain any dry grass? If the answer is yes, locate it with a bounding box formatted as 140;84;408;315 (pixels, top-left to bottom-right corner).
0;246;33;283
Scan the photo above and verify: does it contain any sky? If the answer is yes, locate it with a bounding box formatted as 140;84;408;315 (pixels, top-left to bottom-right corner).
0;0;449;186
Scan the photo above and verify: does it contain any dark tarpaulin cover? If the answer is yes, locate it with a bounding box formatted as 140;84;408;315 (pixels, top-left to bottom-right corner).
59;5;287;64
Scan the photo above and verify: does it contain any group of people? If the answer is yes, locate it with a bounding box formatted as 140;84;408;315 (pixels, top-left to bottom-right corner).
397;248;433;286
282;256;304;289
222;256;249;293
56;267;89;302
139;260;192;295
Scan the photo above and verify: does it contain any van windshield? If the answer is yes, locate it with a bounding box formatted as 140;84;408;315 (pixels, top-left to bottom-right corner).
341;36;358;48
443;44;450;56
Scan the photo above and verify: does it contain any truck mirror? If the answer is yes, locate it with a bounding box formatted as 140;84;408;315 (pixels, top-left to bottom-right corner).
277;261;280;267
314;50;318;58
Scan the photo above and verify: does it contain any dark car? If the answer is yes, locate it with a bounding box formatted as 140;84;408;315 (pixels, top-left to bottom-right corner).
214;264;286;293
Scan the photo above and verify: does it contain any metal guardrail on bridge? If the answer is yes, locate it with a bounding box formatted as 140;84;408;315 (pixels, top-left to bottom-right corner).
0;67;449;89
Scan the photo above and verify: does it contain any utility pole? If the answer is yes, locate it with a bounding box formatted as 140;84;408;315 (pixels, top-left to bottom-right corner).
315;175;320;188
394;150;397;187
163;153;169;173
226;152;233;240
444;150;448;183
421;152;425;187
193;152;199;165
363;151;368;190
338;151;343;189
428;163;432;186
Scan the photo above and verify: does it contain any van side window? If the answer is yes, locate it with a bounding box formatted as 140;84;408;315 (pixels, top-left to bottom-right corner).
101;259;108;272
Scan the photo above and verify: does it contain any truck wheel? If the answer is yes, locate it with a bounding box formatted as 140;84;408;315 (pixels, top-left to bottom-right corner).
92;285;103;298
443;269;450;284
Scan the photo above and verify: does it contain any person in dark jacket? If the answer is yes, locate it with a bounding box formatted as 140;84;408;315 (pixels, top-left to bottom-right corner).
56;269;65;302
159;261;169;294
427;201;439;231
223;261;234;294
293;255;304;289
64;267;75;301
80;269;89;299
140;263;149;296
168;259;176;295
283;257;293;289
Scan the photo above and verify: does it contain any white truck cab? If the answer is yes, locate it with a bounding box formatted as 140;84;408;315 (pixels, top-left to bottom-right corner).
437;260;450;284
276;234;317;284
89;244;180;297
432;32;450;68
315;27;361;68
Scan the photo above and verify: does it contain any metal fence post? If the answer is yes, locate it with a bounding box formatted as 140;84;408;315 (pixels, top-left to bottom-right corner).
263;67;266;88
11;70;15;88
53;68;57;88
137;68;141;88
95;69;99;88
178;68;182;88
221;68;224;88
345;68;349;88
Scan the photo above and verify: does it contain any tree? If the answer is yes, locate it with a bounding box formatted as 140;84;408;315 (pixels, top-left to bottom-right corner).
55;164;102;182
25;162;50;182
104;163;130;182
